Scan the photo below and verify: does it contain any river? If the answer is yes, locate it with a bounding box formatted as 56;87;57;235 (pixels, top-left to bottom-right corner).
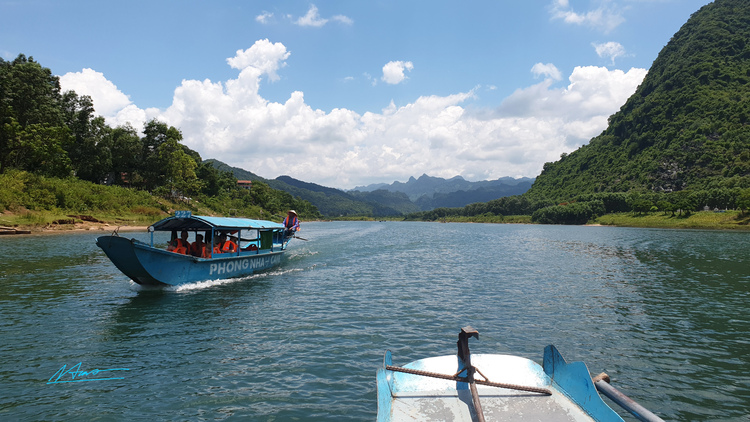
0;221;748;421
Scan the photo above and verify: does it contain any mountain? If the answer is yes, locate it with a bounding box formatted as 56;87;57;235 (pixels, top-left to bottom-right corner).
354;174;535;207
415;182;534;209
275;175;420;216
528;0;750;202
206;159;418;216
208;159;524;216
206;159;261;181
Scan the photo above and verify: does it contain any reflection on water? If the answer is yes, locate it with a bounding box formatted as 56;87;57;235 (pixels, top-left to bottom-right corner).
0;223;748;420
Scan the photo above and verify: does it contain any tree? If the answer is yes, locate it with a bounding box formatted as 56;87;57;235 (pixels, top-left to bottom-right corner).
670;191;697;216
62;91;112;182
737;189;750;215
153;138;199;199
139;119;196;192
109;124;142;186
0;118;72;177
656;199;676;216
0;55;63;128
0;55;67;174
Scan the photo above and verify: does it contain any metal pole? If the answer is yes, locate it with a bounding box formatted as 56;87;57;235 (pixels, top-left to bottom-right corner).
594;378;664;422
458;327;485;422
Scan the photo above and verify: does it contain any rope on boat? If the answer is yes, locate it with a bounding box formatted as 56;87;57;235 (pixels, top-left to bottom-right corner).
385;365;552;395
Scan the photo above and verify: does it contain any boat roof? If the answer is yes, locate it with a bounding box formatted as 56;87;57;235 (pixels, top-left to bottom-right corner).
150;215;284;231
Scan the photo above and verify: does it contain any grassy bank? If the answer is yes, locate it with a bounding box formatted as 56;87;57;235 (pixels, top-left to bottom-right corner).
407;210;750;230
0;170;288;232
594;210;750;230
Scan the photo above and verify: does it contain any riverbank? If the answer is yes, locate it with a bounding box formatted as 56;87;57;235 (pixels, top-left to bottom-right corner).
0;210;155;235
4;209;750;234
593;210;750;230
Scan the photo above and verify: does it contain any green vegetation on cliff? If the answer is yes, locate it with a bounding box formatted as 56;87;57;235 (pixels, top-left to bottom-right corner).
408;0;750;228
529;0;750;202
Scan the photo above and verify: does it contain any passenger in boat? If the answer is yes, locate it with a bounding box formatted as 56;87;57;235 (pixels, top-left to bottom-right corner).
169;230;190;254
166;230;178;252
282;210;300;237
189;233;210;258
220;232;238;253
212;235;223;255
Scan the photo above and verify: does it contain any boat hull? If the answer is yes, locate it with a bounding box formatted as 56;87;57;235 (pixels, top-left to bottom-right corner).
377;347;624;422
96;235;284;286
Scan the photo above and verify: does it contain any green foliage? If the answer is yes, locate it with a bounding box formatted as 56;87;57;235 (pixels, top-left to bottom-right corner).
531;201;605;225
1;119;73;177
0;55;321;221
738;189;750;213
0;54;63;128
528;0;750;202
0;169;162;213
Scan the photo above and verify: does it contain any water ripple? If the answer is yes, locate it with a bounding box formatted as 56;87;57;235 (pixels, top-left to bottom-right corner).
0;223;748;420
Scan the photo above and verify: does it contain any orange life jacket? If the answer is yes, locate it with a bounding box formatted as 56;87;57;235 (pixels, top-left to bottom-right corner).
221;240;237;253
190;242;209;258
172;238;190;254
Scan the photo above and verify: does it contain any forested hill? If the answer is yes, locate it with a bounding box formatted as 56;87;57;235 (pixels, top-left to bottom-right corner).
528;0;750;202
210;159;532;216
208;160;419;216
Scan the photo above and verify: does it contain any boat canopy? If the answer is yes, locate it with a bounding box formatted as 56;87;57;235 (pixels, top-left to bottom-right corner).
150;215;284;232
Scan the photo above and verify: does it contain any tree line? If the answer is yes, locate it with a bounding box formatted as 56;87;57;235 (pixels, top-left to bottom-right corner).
408;189;750;225
0;54;321;219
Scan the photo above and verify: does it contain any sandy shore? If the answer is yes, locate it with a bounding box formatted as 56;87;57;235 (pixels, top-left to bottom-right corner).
0;223;150;235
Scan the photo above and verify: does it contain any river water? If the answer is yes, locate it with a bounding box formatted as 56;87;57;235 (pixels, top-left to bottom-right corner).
0;221;748;421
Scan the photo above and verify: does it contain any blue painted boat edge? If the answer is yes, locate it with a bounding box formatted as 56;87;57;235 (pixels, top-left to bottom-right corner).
543;345;625;422
96;235;164;285
375;351;394;422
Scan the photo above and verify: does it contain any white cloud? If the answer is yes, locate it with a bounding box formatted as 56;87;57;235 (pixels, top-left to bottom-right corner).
593;41;626;65
58;68;131;117
549;0;625;33
256;11;273;24
331;15;353;25
226;39;290;82
496;65;647;145
294;5;352;27
381;61;414;85
531;63;562;81
296;5;327;27
59;41;647;189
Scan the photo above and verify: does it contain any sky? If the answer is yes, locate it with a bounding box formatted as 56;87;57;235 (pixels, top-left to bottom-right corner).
1;0;714;189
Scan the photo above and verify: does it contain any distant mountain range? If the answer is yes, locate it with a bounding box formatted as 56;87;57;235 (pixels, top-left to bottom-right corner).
206;160;533;217
354;174;534;210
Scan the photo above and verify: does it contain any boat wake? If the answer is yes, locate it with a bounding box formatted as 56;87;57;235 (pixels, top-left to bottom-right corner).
169;265;314;292
171;276;257;292
127;255;322;293
284;248;319;259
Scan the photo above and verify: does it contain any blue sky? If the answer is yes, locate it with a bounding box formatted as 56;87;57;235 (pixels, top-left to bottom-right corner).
2;0;713;189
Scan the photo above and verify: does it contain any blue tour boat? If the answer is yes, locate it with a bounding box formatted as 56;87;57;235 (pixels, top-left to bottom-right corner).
96;211;294;286
377;327;663;422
